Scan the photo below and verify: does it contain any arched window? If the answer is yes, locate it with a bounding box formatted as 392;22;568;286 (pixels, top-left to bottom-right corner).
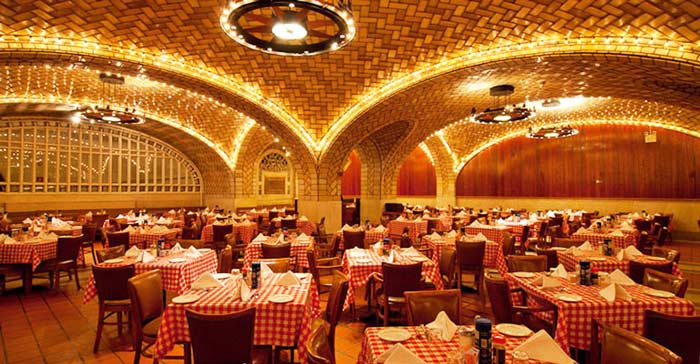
257;151;293;196
0;120;201;193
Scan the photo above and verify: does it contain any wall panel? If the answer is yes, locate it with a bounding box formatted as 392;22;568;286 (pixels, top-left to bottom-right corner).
397;147;437;196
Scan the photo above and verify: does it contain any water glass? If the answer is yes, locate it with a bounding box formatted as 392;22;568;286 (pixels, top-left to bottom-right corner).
512;350;529;364
446;351;465;364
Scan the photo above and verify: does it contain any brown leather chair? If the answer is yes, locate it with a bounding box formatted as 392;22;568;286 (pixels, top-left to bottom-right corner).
513;225;530;254
372;262;423;326
313;270;349;357
306;320;333;364
456;240;485;297
212;224;233;251
92;213;109;241
306;247;343;296
629;260;673;284
534;246;559;270
81;223;98;266
651;247;680;264
92;264;134;352
181;226;198;240
484;272;557;336
438;247;457;288
35;235;83;290
642;268;688;297
261;243;291;258
281;218;297;231
342;230;365;250
591;319;681;364
501;231;515;256
643;310;700;364
527;221;548;248
106;231;131;250
185;307;270;364
253;258;290;273
96;245;126;263
634;219;653;233
218;245;233;273
637;231;655;255
506;255;547;273
553;237;587;249
405;289;461;325
128;270;190;364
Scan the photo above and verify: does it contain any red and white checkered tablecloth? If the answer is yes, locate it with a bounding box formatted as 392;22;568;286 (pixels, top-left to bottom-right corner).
153;273;320;361
465;226;512;245
201;223;259;244
423;217;453;232
387;220;428;242
105;229;181;248
358;326;547;364
422;235;508;276
82;250;218;303
498;222;536;243
272;219;316;236
505;273;696;350
334;229;388;250
242;236;314;271
0;239;57;270
556;251;681;276
341;248;443;309
570;232;635;249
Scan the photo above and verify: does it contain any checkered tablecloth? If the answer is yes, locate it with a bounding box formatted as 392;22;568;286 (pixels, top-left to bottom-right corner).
387;220;428;242
242;236;314;271
0;239;57;270
505;273;696;350
104;229;181;248
423;217;453;232
153;273;320;361
570;232;635;249
358;326;546;364
422;235;508;276
82;250;218;303
498;222;536;243
465;226;512;245
556;251;681;276
272;219;316;235
334;229;388;250
201;223;259;244
341;248;443;309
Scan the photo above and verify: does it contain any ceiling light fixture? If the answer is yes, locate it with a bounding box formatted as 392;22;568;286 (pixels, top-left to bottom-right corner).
220;0;355;56
79;73;144;125
527;125;579;139
472;85;534;124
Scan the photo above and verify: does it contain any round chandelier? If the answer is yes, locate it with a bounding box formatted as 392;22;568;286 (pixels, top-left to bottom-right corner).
527;125;579;139
79;73;144;125
220;0;356;56
472;85;534;124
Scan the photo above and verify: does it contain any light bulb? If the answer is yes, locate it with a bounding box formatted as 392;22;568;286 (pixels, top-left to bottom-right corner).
272;21;307;40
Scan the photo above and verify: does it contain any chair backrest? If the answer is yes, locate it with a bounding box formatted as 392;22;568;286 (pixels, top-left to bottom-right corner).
651;215;671;228
400;235;412;248
426;219;437;234
325;270;349;355
306;248;322;296
306;319;333;364
484;272;512;324
93;264;135;302
253;258;290;273
56;235;83;262
591;319;681;364
92;214;109;230
553;238;586;249
342;230;365;250
633;219;652;232
381;262;423;298
506;255;547;272
82;224;97;243
212;224;233;242
438;247;457;282
281;218;297;229
534;246;559;270
456;240;486;270
643;310;700;364
186;308;256;364
96;245;126;263
127;270;163;327
501;231;515;256
177;239;205;249
519;225;530;247
181;226;198;239
218;245;233;273
656;227;669;245
642;268;688;297
651;247;680;264
405;289;461;326
628;260;673;284
106;231;130;250
537;220;549;237
261;243;291;258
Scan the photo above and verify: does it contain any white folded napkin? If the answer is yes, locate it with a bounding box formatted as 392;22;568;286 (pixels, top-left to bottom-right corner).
138;251;156;263
533;275;561;288
299;215;308;221
0;234;7;243
254;233;266;242
342;224;353;231
241;219;251;226
402;247;420;256
372;241;382;251
422;214;431;219
469;220;481;227
616;246;643;261
456;211;467;217
274;234;285;245
546;211;556;218
609;230;624;237
271;207;277;212
124;225;136;232
474;232;488;241
125;246;141;257
514;330;575;364
429;232;441;240
186;245;202;258
599;282;632;302
117;214;126;219
608;269;635;286
275;271;301;286
386;250;396;263
551;264;568;278
578;241;593;251
447;230;456;237
575;227;589;234
374;225;386;233
22;218;33;224
376;343;426;364
232;279;254;302
170;243;184;253
168;209;176;214
250;208;257;213
619;221;633;230
496;218;506;225
191;272;224;290
414;217;423;222
297;233;309;241
157;216;168;224
260;262;274;280
396;216;407;222
426;311;457;341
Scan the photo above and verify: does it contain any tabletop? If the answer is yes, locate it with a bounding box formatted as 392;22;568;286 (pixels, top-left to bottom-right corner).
201;222;259;244
243;235;314;271
387;220;428;242
465;225;512;245
422;235;508;276
335;228;388;250
0;238;58;270
570;232;635;249
556;250;681;276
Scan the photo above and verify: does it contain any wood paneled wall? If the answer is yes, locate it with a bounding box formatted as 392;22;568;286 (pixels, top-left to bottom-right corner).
398;147;437;196
341;150;361;197
456;125;700;198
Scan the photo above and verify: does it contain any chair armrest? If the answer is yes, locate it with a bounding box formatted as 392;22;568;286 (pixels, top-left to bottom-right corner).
369;272;384;284
317;264;344;271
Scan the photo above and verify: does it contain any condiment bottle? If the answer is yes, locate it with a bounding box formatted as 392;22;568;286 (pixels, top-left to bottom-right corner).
492;334;506;364
475;318;492;364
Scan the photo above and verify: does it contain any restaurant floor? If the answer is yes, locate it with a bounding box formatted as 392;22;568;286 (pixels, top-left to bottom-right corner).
1;241;699;364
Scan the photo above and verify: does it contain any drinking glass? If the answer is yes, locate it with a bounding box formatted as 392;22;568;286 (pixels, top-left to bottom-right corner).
446;351;464;364
512;350;529;364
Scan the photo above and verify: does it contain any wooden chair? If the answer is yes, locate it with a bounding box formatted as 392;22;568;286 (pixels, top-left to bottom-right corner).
633;219;653;233
261;243;291;258
312;270;349;357
128;270;190;364
306;248;343;296
405;289;461;325
306;320;333;364
371;262;424;326
181;226;198;240
81;224;98;266
438;247;457;288
514;225;529;254
185;308;270;364
506;255;547;273
218;245;233;273
591;319;681;364
651;247;680;264
629;260;673;284
455;240;485;298
212;224;233;252
96;245;126;263
642;268;688;297
342;230;365;250
484;272;557;336
176;239;205;249
253;258;290;273
35;235;83;290
317;234;340;258
106;231;131;250
534;246;559;270
637;231;655;255
527;221;548;249
92;213;109;241
501;231;515;256
643;310;700;364
92;265;134;352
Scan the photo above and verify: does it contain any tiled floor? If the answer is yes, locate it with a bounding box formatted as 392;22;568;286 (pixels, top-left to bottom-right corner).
1;241;699;364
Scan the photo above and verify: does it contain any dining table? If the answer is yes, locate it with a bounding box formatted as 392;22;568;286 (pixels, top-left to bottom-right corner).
0;236;61;293
570;231;636;249
104;228;181;248
201;222;259;244
421;234;508;275
555;249;681;276
242;235;315;271
387;219;428;242
465;225;512;245
334;228;388;249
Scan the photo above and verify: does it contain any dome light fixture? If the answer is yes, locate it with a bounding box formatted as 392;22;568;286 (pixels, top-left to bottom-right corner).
78;73;144;125
527;125;579;139
472;85;535;124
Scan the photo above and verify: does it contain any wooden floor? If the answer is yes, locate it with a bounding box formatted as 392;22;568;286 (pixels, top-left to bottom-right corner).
1;241;698;364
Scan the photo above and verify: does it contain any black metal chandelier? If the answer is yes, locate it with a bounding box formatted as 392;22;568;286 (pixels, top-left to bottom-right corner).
220;0;356;56
472;85;534;124
527;125;579;139
79;73;143;125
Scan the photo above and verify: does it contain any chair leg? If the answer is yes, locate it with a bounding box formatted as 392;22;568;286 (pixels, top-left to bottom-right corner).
0;274;5;295
133;339;142;364
184;343;191;364
117;312;123;335
91;244;97;266
94;304;105;353
74;267;81;290
383;301;389;326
